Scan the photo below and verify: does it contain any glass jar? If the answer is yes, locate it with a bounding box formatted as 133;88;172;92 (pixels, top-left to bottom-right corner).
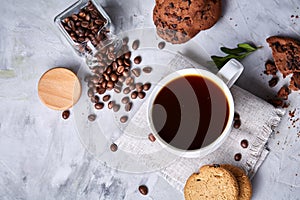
54;0;122;57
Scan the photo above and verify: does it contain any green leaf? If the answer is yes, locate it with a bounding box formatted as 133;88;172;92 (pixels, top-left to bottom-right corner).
237;43;257;52
211;42;261;69
220;47;246;55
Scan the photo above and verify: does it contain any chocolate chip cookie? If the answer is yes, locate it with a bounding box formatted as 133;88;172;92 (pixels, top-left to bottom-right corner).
153;0;222;44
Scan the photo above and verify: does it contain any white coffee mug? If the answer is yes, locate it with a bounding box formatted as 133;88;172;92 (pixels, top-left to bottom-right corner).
147;59;244;158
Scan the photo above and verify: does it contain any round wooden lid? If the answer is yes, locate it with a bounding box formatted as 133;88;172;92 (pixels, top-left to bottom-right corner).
38;68;81;110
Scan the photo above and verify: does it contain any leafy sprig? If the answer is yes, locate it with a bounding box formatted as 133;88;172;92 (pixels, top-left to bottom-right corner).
211;43;261;69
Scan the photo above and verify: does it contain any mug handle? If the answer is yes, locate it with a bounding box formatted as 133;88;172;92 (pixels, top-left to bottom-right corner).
216;59;244;88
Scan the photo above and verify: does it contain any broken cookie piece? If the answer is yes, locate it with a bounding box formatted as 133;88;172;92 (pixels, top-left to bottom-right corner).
264;60;278;76
266;36;300;78
277;86;290;100
289;72;300;91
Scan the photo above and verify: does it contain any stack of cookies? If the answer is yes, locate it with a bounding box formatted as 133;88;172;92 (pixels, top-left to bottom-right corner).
184;164;252;200
153;0;222;44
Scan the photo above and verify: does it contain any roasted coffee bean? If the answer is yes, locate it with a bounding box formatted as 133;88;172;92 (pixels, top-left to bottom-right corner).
78;11;86;18
234;153;242;161
132;39;140;50
131;68;141;77
143;83;151;91
118;76;125;83
241;139;249;148
121;96;130;104
95;19;104;25
107;81;114;89
129;83;135;90
131;91;138;99
134;56;142;64
234;112;240;121
84;75;92;82
97;87;106;94
112;61;118;71
85;14;90;21
110;73;118;82
124;52;131;59
95;102;104;110
62;110;70;119
158;41;166;49
88;114;97;121
67;20;75;31
125;77;134;85
103;73;110;81
120;115;128;123
135;83;143;91
122;69;130;77
64;17;70;23
138;185;148;195
115;81;123;88
87;81;94;88
81;21;89;28
122;37;129;45
125;102;132;112
106;66;112;74
102;95;111;102
123;87;131;94
71;14;78;21
117;65;125;74
148;133;156;142
124;59;131;67
233;119;241;129
138;91;146;99
108;101;115;109
91;95;99;103
142;66;152;73
110;143;118;152
113;104;120;112
117;58;123;66
114;87;121;93
88;88;94;97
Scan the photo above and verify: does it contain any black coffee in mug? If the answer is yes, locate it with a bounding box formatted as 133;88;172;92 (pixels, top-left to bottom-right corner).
151;75;229;150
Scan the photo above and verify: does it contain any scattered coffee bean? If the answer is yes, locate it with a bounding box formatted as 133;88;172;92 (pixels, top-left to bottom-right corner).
241;139;249;148
134;56;142;64
124;59;131;67
233;119;241;129
95;102;104;110
102;95;110;102
129;83;136;90
131;91;138;99
110;73;118;82
138;185;148;195
158;41;166;49
132;39;140;50
121;96;130;104
110;143;118;152
148;133;156;142
142;66;152;73
122;69;130;77
97;87;106;95
113;104;120;112
84;75;92;82
118;76;125;83
234;153;242;161
125;102;132;112
120;115;128;123
108;101;115;109
88;114;97;121
114;87;121;93
87;81;94;88
123;87;131;94
131;68;141;77
117;65;125;74
125;77;134;85
143;83;151;91
107;81;114;89
87;88;94;97
91;95;100;103
124;51;131;59
62;110;70;119
138;91;146;99
135;83;143;92
234;112;240;121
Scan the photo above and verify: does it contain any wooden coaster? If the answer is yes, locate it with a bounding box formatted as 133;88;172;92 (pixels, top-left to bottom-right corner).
38;68;81;110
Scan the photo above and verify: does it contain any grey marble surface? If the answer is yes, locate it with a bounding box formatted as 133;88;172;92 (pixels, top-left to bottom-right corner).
0;0;300;199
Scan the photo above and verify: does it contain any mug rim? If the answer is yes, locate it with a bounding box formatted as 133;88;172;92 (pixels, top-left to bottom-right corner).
147;68;235;158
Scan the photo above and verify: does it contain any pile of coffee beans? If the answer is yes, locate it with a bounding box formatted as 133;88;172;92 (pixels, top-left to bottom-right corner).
85;38;153;123
61;0;109;53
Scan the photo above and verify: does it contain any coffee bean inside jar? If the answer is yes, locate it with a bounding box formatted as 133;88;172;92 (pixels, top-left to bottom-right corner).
60;0;109;54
